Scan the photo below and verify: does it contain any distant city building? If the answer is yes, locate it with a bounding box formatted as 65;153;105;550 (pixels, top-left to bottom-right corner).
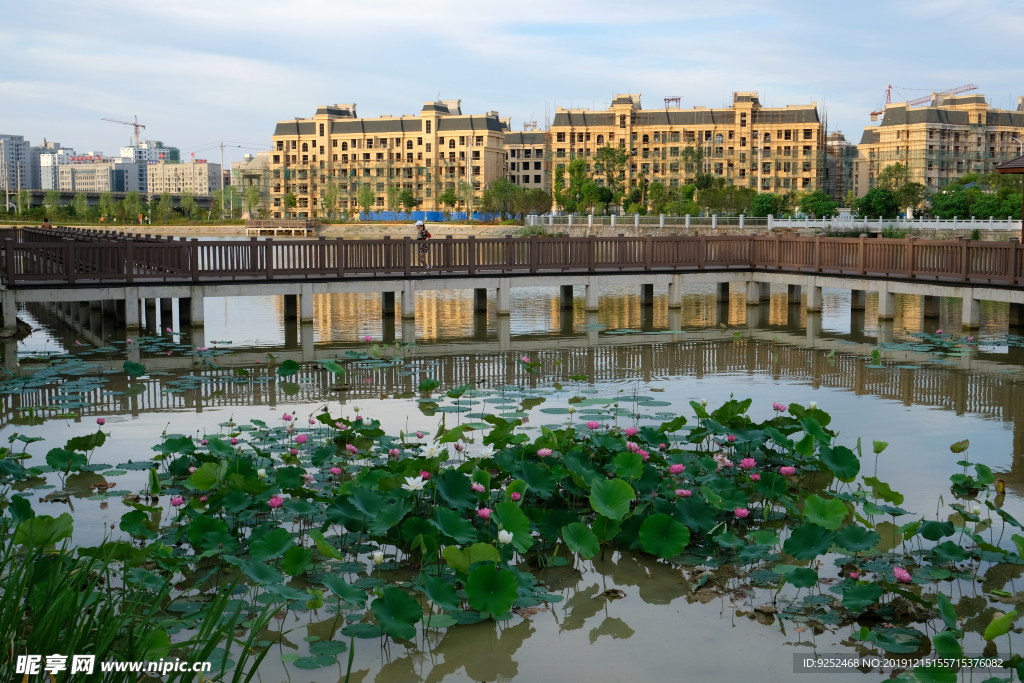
121;141;180;191
548;92;825;197
232;152;271;217
504;131;550;193
40;148;88;190
146;160;222;196
0;134;30;192
58;159;142;192
854;93;1024;196
29;140;70;189
269;101;511;218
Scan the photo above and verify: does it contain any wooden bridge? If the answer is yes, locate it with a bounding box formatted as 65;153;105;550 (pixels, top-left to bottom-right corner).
1;226;1022;336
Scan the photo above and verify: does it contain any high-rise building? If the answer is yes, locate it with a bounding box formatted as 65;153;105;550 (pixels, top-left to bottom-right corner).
58;159;142;192
28;140;71;189
854;93;1024;196
146;159;221;196
40;148;87;190
0;134;30;193
547;92;825;197
121;140;180;191
504;132;550;193
268;101;511;218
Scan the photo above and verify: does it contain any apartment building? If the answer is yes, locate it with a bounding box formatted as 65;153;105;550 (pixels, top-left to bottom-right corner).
58;159;142;192
268;100;510;217
854;94;1024;196
548;92;824;196
146;160;221;195
0;134;30;192
504;131;550;193
40;148;89;190
121;141;180;190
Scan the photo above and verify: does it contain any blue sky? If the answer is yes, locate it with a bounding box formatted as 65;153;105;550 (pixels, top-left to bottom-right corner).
2;0;1022;160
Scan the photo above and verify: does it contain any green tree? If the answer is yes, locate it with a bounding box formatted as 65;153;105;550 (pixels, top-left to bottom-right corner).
458;180;477;216
123;191;142;223
482;177;519;219
244;184;263;219
595;146;628;202
854;187;898;218
799;190;838;218
179;191;197;220
895;182;926;213
386;184;401;214
525;188;552;215
842;190;858;209
438;186;458;218
357;184;375;215
283;192;298;215
72;192;90;219
680;146;706;183
43;190;61;219
751;192;784;217
876;163;911;192
97;191;116;219
647;181;667;214
156;192;174;223
16;190;31;214
399;188;420;213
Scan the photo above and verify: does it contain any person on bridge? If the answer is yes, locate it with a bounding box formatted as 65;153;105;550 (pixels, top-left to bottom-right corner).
41;218;52;229
416;220;431;268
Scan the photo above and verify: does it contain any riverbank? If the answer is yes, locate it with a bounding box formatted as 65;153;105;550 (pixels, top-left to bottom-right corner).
0;222;526;238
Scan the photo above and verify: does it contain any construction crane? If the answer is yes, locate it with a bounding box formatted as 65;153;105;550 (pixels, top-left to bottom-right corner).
870;84;977;121
102;115;146;146
664;96;681;109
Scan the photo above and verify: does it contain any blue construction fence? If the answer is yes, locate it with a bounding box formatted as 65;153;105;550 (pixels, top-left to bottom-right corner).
355;211;512;222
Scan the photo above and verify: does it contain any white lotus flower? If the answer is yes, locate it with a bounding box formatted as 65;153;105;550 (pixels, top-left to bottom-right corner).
257;468;267;479
478;446;495;458
700;398;708;407
497;530;514;545
809;401;818;409
372;551;384;565
402;475;426;492
421;445;440;458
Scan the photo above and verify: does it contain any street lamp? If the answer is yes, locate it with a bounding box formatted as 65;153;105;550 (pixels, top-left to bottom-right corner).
1013;137;1023;155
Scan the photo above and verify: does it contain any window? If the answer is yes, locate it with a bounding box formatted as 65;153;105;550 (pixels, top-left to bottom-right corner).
557;132;566;142
319;123;324;136
597;134;604;144
472;166;480;175
302;142;308;152
363;153;370;161
426;121;431;133
803;129;812;140
535;148;542;156
376;153;384;161
319;145;324;154
366;139;373;149
740;137;746;147
642;134;650;144
459;136;465;145
425;143;431;152
523;149;532;159
302;154;308;163
802;178;810;188
342;154;348;162
556;149;565;158
448;139;455;149
802;162;811;172
534;162;541;170
715;134;723;143
803;146;811;156
476;136;483;145
273;154;280;163
472;150;480;160
380;138;388;147
276;141;284;150
332;154;337;161
534;175;541;184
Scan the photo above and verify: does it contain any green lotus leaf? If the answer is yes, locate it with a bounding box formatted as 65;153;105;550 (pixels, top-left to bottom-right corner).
802;495;848;531
430;507;477;544
638;513;691;559
282;545;313;576
819;444;859;481
237;558;283;585
930;540;970;564
919;520;955;542
842;582;882;612
589;478;635;521
835;525;881;553
464;564;518;616
785;567;819;588
45;448;87;473
321;575;366;607
422;574;461;611
277;359;300;377
492;501;533;552
561;522;600;559
435;469;477;511
912;664;956;683
591;515;622;542
612;452;643;480
931;631;962;659
249;528;294;561
123;360;147;377
441;543;499;575
371;587;423;641
783;523;837;561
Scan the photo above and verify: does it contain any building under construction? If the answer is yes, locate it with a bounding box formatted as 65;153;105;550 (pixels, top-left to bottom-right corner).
855;93;1024;197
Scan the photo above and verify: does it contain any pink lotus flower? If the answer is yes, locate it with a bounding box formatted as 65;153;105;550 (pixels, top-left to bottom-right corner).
170;496;185;507
199;495;207;502
346;444;358;454
453;443;464;452
416;431;424;439
779;466;796;476
196;346;209;352
388;448;400;457
521;355;531;363
166;327;173;333
230;437;238;445
750;473;761;481
511;492;522;502
638;449;649;461
669;464;685;474
200;439;208;446
282;413;293;421
355;415;362;421
734;508;750;518
477;507;491;520
329;467;342;475
268;494;284;508
188;466;197;474
739;458;756;470
338;424;347;431
849;572;859;580
626;441;640;453
295;434;308;444
967;336;974;342
772;402;787;412
419;470;432;480
364;335;373;342
363;377;372;384
713;453;734;470
586;421;600;430
893;567;912;583
308;418;316;425
335;422;343;429
96;417;105;425
289;448;298;456
676;489;692;498
727;434;736;443
936;329;943;334
126;338;133;344
659;443;666;450
624;427;638;436
537;448;552;457
303;473;315;484
471;482;486;493
75;340;82;346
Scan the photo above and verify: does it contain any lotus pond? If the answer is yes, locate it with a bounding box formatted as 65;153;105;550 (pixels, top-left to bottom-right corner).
3;284;1024;683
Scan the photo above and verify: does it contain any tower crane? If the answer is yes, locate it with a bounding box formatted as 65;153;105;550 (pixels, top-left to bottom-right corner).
102;115;146;146
870;84;977;121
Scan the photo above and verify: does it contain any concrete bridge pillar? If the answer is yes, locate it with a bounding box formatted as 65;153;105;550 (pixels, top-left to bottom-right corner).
300;284;314;323
143;299;156;331
497;279;512;315
876;285;895;321
1;290;15;336
101;299;116;318
585;311;600;344
668;275;682;309
1010;302;1024;327
190;327;205;352
962;294;980;330
585;277;599;312
474;311;488;340
188;287;204;328
717;282;730;302
382;315;395;343
474;288;487;313
497;315;511;351
640;283;654;307
759;282;771;303
806;312;821;347
877;320;895;344
79;301;91;326
787;285;801;305
283;294;298;321
401;318;416;344
382;291;395;316
300;323;314;361
668;308;682;332
806;282;823;312
124;287;140;332
402;282;416;319
3;339;16;371
745;280;760;306
850;289;866;311
923;295;941;319
560;285;574;309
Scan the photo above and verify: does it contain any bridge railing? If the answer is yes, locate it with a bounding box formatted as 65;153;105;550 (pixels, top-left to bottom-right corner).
1;233;1021;286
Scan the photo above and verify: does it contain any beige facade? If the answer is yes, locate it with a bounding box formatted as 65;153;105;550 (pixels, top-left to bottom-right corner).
269;101;511;218
854;94;1024;197
57;160;142;192
504;131;550;194
146;160;222;196
548;92;825;195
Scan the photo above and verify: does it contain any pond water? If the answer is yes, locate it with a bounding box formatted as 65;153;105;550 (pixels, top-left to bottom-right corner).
4;281;1024;683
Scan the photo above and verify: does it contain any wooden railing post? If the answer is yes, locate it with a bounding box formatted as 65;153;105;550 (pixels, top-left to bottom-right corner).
383;235;392;272
125;239;134;283
402;237;410;277
905;235;915;280
1008;238;1019;285
858;234;867;276
529;235;538;274
588;234;596;272
774;234;781;270
698;234;706;270
505;235;513;273
4;239;15;286
468;235;476;275
337;237;346;279
813;235;821;273
960;237;969;282
266;238;274;280
644;235;652;270
445;235;453;274
66;240;76;284
190;238;199;281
